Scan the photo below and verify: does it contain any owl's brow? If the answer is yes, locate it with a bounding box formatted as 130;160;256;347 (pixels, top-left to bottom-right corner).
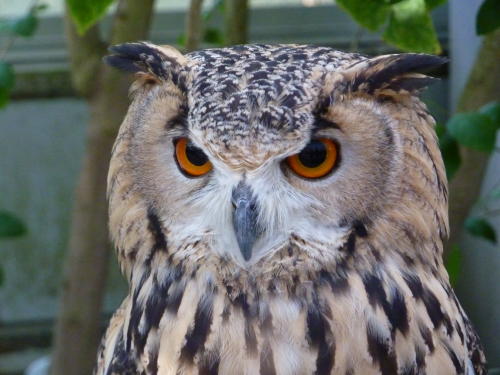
313;117;340;131
165;105;188;130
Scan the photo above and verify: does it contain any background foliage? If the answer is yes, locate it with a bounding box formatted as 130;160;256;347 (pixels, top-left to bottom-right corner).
0;1;45;289
439;102;500;246
336;0;445;53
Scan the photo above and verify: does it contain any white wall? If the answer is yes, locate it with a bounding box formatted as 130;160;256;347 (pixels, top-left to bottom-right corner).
0;99;126;323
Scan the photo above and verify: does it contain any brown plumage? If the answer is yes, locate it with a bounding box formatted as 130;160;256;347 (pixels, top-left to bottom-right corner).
95;42;486;375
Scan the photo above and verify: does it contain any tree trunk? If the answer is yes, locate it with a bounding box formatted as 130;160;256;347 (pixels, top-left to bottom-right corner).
185;0;204;51
51;1;154;374
50;91;128;375
224;0;249;45
447;30;500;251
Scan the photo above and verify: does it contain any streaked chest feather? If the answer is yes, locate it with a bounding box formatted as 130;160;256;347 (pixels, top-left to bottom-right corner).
96;238;479;375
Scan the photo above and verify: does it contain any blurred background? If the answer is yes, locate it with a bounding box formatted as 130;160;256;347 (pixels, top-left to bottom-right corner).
0;0;498;374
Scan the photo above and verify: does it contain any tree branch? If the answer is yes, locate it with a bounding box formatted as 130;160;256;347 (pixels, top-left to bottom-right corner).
110;0;155;45
64;8;106;97
224;0;249;45
52;2;156;374
185;0;204;51
97;0;155;135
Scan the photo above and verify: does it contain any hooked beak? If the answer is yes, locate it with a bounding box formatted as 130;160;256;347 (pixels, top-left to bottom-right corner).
232;182;259;261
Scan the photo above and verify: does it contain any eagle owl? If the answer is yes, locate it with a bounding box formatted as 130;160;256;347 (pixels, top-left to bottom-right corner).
96;42;486;375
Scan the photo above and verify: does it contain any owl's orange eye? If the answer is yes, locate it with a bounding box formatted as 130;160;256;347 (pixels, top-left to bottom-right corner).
175;137;212;177
286;138;338;179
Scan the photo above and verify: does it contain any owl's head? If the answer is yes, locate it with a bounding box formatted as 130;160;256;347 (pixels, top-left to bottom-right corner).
105;43;447;273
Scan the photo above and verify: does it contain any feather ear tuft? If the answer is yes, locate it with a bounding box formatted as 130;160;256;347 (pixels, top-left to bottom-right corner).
342;53;447;95
104;42;187;88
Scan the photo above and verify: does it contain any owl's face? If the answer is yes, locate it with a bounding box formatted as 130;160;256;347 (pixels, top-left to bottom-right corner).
107;43;447;268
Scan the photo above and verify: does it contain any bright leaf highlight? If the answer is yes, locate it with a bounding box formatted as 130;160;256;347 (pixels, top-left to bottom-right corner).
67;0;115;34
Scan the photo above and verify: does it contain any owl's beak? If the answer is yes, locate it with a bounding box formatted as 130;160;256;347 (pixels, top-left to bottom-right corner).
232;182;259;261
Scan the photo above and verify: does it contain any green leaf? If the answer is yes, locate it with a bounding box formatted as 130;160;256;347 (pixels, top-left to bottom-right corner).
424;0;447;10
336;0;391;31
476;0;500;35
447;112;498;153
479;101;500;129
445;244;461;286
203;0;225;21
439;132;461;180
465;216;497;243
11;13;38;37
435;122;446;138
0;88;9;108
0;266;4;287
0;211;27;238
67;0;115;34
436;123;462;180
35;3;49;12
383;0;441;53
0;62;14;108
203;27;224;45
177;33;186;48
0;3;45;37
0;62;15;90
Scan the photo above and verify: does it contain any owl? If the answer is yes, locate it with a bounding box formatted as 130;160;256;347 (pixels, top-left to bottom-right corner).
95;42;486;375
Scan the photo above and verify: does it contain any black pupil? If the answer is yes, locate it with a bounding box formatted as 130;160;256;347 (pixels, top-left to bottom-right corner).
298;140;327;168
186;142;208;166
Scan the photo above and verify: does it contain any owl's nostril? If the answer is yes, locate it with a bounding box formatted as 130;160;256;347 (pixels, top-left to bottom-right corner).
231;182;253;205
